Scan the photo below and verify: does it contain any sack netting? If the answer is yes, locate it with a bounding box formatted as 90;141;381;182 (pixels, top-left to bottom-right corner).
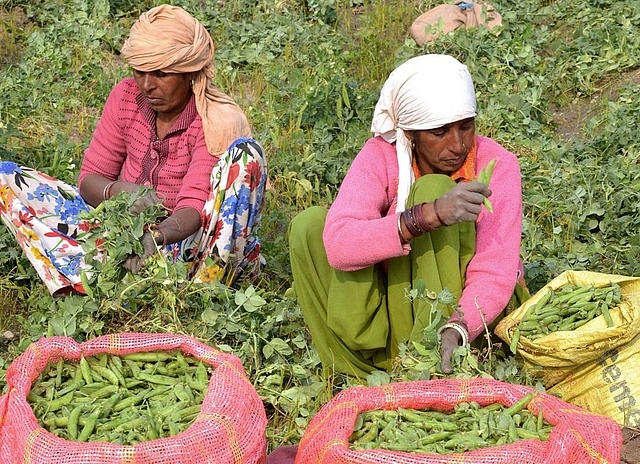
294;378;621;464
0;332;267;463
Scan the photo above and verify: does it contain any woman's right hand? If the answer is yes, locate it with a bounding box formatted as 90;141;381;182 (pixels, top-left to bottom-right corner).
435;181;491;225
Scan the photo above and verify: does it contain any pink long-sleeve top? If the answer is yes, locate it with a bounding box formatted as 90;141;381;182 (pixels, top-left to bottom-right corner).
323;135;524;341
78;78;216;225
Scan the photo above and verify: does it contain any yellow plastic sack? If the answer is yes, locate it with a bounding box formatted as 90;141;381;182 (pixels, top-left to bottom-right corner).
495;270;640;387
548;328;640;427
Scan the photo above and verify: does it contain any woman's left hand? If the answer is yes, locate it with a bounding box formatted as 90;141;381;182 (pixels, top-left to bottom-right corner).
123;232;158;274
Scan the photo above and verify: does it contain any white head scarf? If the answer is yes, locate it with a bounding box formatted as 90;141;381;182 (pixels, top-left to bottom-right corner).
371;54;477;212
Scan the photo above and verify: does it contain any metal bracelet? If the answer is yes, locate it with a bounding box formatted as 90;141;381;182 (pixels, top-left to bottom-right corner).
437;322;470;346
397;214;410;243
102;181;116;201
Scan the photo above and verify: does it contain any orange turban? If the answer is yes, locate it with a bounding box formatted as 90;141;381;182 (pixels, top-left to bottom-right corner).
121;4;251;157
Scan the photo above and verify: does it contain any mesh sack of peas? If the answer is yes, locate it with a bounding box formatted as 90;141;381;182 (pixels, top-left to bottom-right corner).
294;378;621;464
0;332;268;463
495;270;640;388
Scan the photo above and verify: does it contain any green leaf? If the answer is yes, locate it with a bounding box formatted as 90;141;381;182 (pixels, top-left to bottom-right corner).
201;308;219;325
266;338;293;357
366;370;391;387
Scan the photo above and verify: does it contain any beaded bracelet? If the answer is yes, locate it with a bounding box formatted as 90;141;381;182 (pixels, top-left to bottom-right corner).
102;181;117;201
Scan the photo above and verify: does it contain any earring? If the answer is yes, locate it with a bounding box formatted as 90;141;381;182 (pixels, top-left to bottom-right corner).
190;79;195;86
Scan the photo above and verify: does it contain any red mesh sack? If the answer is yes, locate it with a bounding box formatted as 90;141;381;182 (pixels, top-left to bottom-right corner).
0;333;267;463
295;378;621;464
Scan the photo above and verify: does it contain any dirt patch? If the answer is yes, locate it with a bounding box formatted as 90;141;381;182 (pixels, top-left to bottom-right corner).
0;7;29;65
550;68;640;142
622;427;640;464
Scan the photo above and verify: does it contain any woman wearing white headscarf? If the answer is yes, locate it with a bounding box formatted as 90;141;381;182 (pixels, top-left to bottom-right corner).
0;5;268;295
289;54;528;378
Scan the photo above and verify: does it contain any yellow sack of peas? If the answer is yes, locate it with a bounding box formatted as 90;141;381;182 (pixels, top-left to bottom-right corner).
548;327;640;427
495;270;640;388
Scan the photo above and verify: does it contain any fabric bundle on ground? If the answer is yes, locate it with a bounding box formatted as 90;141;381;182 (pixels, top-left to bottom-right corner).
410;2;502;46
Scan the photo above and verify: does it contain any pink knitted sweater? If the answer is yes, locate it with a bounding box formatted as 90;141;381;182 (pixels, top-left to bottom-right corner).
323;135;524;341
79;78;217;224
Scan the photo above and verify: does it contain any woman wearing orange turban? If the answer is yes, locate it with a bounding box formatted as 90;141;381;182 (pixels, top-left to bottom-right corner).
0;5;268;295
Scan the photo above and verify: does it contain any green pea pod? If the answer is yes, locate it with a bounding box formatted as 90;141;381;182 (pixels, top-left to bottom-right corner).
137;372;179;386
510;328;521;355
504;392;536;416
600;304;614;327
477;159;497;213
419;430;455;445
56;379;85;397
67;405;83;441
79;356;93;385
77;411;99;442
48;391;74;412
90;364;120;386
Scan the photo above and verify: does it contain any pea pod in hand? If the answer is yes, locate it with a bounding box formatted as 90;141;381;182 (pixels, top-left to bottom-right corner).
477;159;497;213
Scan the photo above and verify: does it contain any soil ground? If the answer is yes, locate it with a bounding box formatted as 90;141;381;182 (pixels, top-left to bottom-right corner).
550;68;640;142
621;427;640;463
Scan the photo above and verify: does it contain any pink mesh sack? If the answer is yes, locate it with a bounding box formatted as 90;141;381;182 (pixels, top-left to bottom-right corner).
295;378;621;464
0;333;267;463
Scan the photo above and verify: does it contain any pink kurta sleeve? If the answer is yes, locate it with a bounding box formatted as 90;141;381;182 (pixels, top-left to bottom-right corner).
172;128;217;221
78;80;129;186
323;138;409;271
450;137;524;341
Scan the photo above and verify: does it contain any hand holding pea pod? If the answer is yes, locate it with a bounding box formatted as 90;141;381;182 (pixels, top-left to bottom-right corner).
435;181;491;225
